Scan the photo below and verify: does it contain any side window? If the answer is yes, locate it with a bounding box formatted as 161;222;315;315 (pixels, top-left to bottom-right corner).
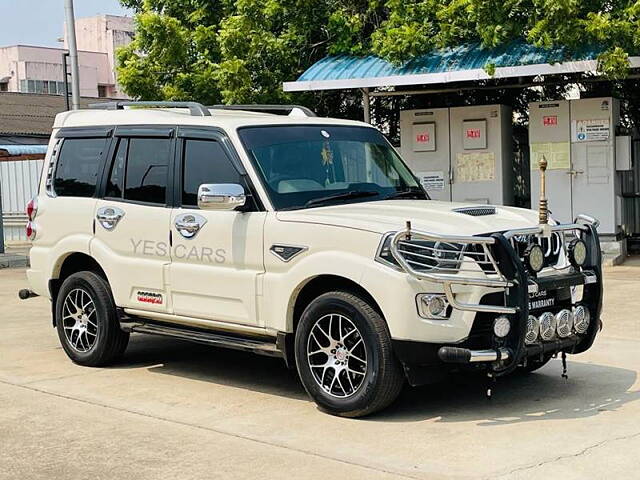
54;137;107;197
106;138;127;198
182;139;243;207
124;138;171;204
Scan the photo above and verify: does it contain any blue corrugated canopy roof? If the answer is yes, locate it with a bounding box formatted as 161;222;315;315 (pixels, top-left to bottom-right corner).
284;40;639;92
0;145;48;156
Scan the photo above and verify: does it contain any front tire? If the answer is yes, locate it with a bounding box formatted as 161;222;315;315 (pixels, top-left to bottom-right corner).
55;271;129;367
295;291;404;417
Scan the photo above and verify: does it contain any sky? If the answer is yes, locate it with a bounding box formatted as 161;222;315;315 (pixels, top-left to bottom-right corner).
0;0;133;47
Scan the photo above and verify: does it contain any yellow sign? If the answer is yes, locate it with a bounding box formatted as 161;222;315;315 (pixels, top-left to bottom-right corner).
530;142;570;170
455;152;495;183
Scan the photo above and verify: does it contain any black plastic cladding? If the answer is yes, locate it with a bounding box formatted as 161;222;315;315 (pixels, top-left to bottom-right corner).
573;223;604;354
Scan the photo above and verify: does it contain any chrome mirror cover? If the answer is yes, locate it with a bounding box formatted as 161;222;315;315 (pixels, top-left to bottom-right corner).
197;184;246;211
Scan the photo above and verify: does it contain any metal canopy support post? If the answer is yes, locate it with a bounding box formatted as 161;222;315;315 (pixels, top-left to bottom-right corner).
0;181;4;254
62;52;70;111
64;0;80;110
362;88;371;123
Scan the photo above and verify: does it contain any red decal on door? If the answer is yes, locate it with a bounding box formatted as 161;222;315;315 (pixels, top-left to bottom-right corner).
137;291;163;305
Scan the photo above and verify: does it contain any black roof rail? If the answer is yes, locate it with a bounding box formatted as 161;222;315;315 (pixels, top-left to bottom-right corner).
88;101;211;117
209;104;317;117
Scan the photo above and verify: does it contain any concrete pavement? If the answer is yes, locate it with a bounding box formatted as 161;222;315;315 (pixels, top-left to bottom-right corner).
1;262;639;479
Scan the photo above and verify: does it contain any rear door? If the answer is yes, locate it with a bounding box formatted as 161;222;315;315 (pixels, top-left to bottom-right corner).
47;129;112;253
91;126;175;313
168;128;266;326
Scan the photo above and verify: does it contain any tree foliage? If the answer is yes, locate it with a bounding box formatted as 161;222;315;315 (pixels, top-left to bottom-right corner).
117;0;640;114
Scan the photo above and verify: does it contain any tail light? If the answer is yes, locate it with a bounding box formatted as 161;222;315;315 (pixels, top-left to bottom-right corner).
25;197;38;240
26;197;38;220
26;221;37;240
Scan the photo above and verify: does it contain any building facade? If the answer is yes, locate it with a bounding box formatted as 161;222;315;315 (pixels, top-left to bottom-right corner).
0;15;134;99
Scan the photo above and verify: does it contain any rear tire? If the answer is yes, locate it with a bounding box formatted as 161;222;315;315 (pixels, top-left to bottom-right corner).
55;271;129;367
295;291;404;417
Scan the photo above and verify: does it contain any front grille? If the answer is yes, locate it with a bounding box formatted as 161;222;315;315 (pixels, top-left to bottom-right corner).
395;239;501;276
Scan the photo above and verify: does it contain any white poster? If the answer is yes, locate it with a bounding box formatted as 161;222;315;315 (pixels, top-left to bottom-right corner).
573;119;610;142
417;171;445;191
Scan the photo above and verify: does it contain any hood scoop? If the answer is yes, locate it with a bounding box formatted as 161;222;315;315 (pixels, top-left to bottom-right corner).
452;206;496;217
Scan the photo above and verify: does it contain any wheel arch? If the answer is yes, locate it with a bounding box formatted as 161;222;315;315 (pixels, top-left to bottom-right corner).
288;274;384;334
49;252;109;326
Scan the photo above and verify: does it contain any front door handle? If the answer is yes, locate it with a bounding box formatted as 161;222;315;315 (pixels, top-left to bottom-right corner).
174;213;207;239
96;206;125;230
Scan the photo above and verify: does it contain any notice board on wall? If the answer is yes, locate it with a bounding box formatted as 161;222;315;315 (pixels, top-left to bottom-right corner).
455;152;495;182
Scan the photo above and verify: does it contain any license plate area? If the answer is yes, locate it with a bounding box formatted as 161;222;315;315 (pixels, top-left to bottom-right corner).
528;287;572;312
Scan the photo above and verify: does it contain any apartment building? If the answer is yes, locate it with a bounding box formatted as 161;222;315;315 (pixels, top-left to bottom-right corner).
0;15;134;99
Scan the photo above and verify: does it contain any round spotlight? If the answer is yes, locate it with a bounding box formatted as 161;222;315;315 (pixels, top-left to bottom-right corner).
525;315;540;344
539;312;556;341
555;309;573;338
573;305;591;334
568;239;588;268
493;316;511;338
524;244;545;274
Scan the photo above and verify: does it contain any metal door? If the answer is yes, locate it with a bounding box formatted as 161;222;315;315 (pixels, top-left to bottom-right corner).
529;101;573;223
400;108;451;201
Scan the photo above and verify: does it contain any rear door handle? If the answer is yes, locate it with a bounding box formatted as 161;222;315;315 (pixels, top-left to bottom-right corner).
96;206;125;230
174;213;207;239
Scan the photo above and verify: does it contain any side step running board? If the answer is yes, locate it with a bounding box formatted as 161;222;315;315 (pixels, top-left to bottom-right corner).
121;320;282;358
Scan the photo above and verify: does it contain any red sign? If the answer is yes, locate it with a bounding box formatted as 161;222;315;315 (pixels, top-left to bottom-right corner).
416;133;430;143
466;128;481;139
543;116;558;126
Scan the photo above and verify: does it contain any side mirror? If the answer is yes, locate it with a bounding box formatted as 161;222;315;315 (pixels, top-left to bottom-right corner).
197;184;246;211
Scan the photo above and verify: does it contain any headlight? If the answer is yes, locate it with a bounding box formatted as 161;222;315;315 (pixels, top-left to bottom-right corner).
524;244;545;274
375;233;401;268
568;238;587;267
376;233;464;272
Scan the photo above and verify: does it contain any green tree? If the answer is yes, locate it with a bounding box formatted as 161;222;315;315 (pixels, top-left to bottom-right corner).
117;0;382;115
370;0;640;79
117;0;640;116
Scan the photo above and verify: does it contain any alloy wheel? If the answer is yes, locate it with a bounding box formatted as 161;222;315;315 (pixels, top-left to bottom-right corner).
62;288;99;353
306;313;368;398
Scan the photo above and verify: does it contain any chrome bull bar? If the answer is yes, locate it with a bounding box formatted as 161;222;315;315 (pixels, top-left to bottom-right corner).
389;216;598;315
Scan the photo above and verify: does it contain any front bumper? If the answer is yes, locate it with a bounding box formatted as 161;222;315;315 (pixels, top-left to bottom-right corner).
390;216;603;379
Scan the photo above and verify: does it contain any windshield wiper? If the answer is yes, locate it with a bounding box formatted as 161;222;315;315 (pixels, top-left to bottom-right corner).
304;190;380;208
384;188;427;200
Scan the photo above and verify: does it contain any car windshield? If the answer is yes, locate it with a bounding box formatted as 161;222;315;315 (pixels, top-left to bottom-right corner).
238;125;427;210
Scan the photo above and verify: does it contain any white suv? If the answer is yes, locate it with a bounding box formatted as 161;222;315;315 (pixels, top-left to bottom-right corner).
21;101;603;417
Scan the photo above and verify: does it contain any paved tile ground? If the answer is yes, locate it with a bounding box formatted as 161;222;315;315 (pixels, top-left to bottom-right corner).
1;261;639;479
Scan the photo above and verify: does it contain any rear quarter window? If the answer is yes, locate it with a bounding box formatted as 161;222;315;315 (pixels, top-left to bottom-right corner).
53;138;108;197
